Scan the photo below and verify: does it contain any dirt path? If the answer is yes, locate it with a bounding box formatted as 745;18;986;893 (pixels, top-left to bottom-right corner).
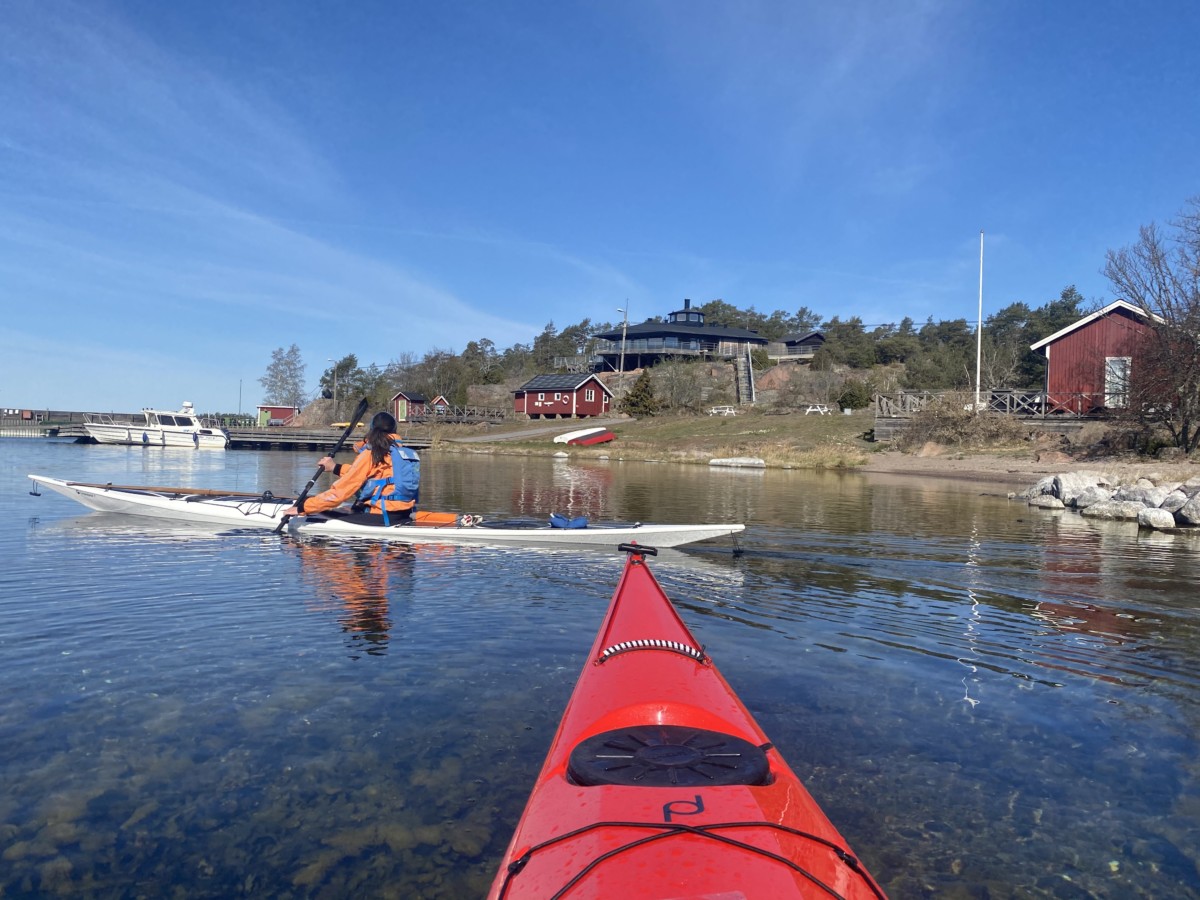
445;418;628;443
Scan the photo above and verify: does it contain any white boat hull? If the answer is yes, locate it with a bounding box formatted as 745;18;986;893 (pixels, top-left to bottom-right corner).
28;476;745;549
83;423;229;449
83;401;230;449
552;427;607;444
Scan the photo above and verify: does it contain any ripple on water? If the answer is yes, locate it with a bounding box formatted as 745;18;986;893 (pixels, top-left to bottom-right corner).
2;447;1199;897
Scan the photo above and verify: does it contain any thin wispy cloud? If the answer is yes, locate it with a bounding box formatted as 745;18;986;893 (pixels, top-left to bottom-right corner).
2;1;1197;410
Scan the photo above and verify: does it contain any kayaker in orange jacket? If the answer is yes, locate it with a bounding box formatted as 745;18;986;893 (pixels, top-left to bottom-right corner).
283;411;418;523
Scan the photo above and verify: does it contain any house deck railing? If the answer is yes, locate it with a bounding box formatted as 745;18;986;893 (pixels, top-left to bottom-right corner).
405;405;509;424
764;343;818;361
876;390;1119;419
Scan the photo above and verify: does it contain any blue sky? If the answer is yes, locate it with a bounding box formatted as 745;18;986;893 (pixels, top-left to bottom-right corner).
3;0;1198;413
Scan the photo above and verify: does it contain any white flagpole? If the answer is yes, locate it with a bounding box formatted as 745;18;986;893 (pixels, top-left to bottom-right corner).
975;230;984;413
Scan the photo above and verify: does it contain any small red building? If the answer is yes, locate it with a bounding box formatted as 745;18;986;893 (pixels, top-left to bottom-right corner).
1029;300;1156;414
514;374;613;419
389;390;430;423
257;404;299;426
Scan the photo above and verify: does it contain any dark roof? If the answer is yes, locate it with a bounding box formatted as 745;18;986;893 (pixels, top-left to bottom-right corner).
515;374;612;394
778;330;825;344
390;390;430;403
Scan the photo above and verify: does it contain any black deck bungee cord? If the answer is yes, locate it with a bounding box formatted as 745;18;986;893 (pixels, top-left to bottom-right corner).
495;818;886;900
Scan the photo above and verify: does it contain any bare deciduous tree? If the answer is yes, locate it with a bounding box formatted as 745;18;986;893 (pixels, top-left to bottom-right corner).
654;359;706;412
259;344;306;409
1103;197;1200;452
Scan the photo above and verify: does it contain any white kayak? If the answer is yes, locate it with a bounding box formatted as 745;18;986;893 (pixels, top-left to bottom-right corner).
27;475;745;549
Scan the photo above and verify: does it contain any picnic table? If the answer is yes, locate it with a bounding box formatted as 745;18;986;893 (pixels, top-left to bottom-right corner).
707;406;737;416
804;404;831;415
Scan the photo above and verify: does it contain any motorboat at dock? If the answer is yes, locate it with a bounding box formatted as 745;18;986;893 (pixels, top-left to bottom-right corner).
83;402;229;449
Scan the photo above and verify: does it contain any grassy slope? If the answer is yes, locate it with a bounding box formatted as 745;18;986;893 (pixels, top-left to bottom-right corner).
434;409;877;468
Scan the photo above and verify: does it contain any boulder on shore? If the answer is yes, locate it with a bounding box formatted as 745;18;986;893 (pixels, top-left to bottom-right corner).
1022;468;1200;532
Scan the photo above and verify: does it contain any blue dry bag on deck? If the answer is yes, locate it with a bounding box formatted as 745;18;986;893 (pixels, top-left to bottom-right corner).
550;512;589;529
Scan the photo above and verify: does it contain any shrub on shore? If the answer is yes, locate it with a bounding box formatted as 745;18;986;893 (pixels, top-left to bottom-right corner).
894;393;1029;451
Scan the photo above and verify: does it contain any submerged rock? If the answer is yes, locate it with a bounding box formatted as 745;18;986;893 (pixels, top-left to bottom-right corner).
1029;496;1065;509
1080;500;1148;520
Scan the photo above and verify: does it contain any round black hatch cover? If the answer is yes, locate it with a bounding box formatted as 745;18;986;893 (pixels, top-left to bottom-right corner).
567;725;770;787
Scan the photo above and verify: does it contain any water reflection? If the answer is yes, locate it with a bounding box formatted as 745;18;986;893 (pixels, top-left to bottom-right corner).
5;442;1200;897
289;541;416;659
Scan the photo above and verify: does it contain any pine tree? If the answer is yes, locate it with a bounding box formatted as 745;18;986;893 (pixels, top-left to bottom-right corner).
620;370;660;416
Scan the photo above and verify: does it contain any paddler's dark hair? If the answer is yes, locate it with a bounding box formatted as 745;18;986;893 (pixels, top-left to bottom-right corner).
366;412;397;464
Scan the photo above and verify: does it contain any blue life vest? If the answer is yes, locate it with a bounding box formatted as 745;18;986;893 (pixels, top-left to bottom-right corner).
356;443;420;525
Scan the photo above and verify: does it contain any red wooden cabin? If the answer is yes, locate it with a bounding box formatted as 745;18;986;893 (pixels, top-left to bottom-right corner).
514;374;613;419
1029;300;1156;414
257;404;300;426
390;391;431;423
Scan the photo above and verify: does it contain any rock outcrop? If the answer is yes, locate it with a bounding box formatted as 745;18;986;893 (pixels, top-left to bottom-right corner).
1019;472;1200;531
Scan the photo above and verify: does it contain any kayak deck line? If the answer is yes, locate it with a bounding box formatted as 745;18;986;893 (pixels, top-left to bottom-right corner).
497;819;883;900
597;638;707;664
62;480;287;501
488;543;886;899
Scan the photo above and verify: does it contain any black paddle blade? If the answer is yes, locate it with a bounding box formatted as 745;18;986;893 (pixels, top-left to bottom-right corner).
274;396;371;534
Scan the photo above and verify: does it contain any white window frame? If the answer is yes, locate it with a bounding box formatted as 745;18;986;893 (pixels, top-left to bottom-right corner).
1104;356;1131;408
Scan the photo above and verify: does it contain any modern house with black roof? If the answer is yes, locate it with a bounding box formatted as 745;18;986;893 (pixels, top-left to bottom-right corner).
591;299;770;372
770;330;826;362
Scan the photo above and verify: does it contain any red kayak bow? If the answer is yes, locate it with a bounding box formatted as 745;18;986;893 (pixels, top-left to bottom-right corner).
489;543;886;899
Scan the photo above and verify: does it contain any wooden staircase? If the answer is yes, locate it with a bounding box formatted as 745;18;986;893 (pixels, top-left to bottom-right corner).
734;352;756;406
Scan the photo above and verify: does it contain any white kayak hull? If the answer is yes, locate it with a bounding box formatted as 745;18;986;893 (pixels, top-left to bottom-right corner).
28;475;745;548
29;475;288;527
287;516;743;547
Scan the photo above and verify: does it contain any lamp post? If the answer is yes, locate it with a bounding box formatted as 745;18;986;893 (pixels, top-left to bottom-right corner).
327;358;338;422
616;305;629;395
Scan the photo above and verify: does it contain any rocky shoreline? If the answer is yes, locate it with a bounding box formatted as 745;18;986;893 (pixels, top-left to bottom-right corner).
1018;470;1200;531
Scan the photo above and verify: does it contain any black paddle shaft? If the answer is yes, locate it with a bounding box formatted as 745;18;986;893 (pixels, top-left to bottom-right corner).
275;396;370;534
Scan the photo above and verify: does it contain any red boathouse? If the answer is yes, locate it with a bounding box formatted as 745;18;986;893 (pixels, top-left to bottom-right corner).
514;374;613;419
1029;300;1157;415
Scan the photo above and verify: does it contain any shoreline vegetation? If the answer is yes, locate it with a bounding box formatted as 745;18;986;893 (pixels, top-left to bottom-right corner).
420;408;1199;491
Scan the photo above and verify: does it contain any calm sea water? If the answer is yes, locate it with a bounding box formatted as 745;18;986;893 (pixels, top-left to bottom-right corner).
2;438;1198;898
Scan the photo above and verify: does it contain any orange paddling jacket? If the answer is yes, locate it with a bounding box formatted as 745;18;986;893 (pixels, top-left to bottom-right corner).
296;434;417;519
